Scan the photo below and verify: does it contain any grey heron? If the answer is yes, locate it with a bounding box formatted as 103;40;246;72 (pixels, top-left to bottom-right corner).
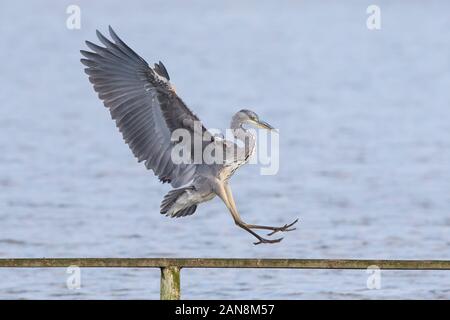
80;27;298;244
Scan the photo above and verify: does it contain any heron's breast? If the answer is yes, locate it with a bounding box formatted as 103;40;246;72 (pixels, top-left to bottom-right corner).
221;144;255;180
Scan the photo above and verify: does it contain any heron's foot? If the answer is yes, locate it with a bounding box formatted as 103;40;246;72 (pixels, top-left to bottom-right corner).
253;236;284;245
267;218;299;236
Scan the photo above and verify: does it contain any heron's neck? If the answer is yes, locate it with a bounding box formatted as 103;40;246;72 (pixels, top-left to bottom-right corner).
230;115;242;131
230;117;245;139
230;118;255;152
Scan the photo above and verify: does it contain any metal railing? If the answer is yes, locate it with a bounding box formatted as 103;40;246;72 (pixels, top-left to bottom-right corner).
1;258;449;299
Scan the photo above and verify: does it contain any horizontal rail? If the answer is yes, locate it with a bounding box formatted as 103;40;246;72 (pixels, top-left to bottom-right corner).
0;258;449;270
1;258;449;299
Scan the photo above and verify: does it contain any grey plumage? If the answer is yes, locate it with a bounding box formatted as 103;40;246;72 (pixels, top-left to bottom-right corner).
81;26;204;188
160;187;197;217
81;27;298;245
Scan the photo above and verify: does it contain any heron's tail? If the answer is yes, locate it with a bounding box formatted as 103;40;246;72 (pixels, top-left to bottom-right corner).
160;186;198;218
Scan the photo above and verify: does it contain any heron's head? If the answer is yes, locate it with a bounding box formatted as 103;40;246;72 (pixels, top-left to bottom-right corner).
234;109;275;130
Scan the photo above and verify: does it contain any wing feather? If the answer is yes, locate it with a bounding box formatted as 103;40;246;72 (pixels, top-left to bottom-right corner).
81;26;209;187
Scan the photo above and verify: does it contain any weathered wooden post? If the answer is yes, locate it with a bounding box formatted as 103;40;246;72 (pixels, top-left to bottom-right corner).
160;266;181;300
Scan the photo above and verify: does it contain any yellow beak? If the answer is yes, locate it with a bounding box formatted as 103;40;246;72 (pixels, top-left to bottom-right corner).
256;119;275;130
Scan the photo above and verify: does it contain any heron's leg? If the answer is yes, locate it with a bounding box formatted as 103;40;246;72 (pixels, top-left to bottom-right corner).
223;184;298;236
215;182;283;245
246;219;299;236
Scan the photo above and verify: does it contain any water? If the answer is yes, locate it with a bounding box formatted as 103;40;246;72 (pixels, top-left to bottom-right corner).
0;0;449;299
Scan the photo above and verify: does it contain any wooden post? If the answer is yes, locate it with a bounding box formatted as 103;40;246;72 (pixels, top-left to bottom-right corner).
160;266;181;300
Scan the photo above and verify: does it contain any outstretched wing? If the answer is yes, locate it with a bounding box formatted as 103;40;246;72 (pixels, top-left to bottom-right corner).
81;26;210;187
